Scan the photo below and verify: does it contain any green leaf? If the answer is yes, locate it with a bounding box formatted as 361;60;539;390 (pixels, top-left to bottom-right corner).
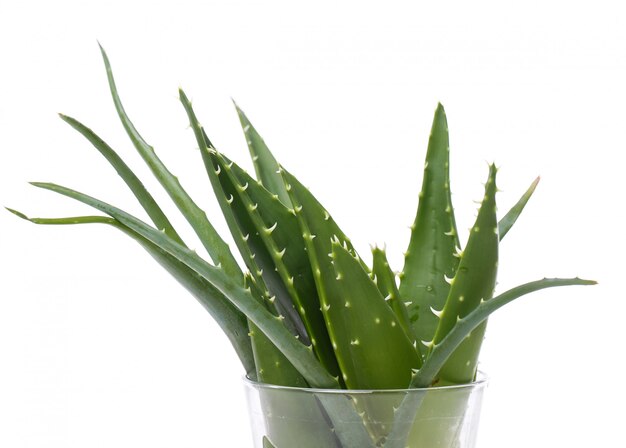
58;114;185;246
371;246;420;361
213;152;341;377
498;176;540;240
280;167;368;272
399;103;460;352
283;170;418;389
28;182;339;390
245;273;308;387
179;90;311;345
429;164;499;385
233;102;292;207
7;208;256;376
412;277;596;388
180;89;341;378
98;45;242;281
329;241;421;389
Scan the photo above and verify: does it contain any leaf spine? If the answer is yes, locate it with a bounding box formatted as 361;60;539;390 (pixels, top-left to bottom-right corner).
430;306;443;318
264;222;278;234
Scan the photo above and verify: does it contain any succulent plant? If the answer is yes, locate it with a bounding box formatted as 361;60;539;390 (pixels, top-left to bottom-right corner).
8;47;595;447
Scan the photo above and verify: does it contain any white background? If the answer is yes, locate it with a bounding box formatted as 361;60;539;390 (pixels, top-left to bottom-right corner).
0;1;623;446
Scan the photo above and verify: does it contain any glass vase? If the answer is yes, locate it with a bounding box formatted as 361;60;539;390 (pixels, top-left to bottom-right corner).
244;374;487;448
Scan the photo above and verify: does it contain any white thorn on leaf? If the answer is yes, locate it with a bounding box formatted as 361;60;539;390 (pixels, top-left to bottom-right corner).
265;222;278;234
430;306;443;318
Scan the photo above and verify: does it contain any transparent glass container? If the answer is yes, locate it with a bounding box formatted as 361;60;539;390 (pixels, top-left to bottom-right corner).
244;373;487;448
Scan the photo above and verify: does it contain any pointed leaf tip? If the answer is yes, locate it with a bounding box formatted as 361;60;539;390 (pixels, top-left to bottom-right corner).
5;207;28;220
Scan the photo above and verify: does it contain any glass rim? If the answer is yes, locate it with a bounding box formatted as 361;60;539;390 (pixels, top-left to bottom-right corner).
243;371;488;395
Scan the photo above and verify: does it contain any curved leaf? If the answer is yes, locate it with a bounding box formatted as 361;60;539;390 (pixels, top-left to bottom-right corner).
27;183;339;389
99;45;242;280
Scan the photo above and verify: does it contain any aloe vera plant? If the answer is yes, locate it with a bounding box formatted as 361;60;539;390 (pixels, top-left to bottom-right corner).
9;47;595;447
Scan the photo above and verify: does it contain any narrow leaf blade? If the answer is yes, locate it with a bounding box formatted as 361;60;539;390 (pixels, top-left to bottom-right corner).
329;241;421;389
430;164;499;385
99;45;241;280
29;182;338;389
245;273;307;387
412;277;596;388
214;152;340;377
399;103;461;349
9;209;257;375
498;176;540;240
179;90;309;343
58;113;185;245
371;246;420;360
233;102;292;207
